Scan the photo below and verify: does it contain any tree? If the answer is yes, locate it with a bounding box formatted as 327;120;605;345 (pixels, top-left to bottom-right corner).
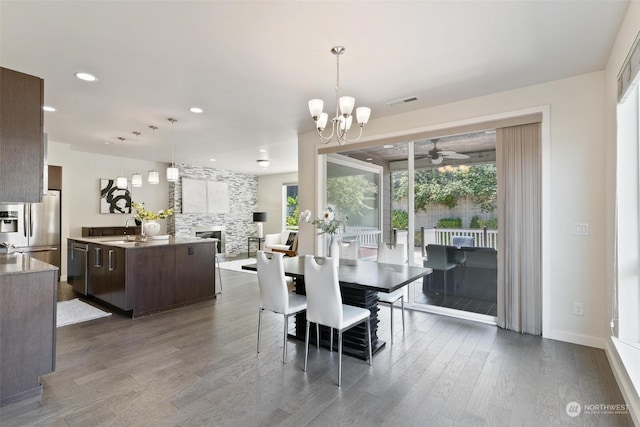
393;164;497;212
285;195;299;228
327;175;378;220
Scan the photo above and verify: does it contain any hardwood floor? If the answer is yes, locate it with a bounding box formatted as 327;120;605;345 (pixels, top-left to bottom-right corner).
1;270;633;426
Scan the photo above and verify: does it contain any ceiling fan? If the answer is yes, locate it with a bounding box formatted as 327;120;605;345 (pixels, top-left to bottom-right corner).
426;139;470;165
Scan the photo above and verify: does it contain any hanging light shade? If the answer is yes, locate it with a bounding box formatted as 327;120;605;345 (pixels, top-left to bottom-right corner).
166;166;179;181
308;46;371;146
131;131;142;187
116;176;128;189
131;173;143;187
166;117;178;182
148;170;160;185
148;125;159;184
116;137;128;189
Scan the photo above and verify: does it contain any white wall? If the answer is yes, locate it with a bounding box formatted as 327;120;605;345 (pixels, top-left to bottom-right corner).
603;1;640;422
257;172;298;235
299;71;607;348
48;141;170;279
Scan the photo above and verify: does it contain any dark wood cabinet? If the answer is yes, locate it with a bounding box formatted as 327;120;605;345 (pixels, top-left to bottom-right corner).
84;240;216;317
88;244;127;310
88;243;108;302
0;67;44;203
82;226;140;237
126;245;176;314
0;258;57;405
175;243;215;304
47;165;62;190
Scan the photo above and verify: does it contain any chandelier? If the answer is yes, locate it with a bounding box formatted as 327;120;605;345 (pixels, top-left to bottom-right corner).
308;46;371;145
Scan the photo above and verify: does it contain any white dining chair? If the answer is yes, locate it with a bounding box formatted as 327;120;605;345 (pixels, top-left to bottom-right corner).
303;255;372;387
376;242;407;344
256;251;307;364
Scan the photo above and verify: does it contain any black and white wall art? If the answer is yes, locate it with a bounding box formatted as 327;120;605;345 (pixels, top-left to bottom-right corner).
100;178;132;214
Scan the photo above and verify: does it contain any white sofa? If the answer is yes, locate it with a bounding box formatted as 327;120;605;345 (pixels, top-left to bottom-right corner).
264;230;298;256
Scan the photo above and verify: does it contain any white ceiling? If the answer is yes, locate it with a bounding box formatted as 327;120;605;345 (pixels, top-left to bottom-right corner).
0;0;629;175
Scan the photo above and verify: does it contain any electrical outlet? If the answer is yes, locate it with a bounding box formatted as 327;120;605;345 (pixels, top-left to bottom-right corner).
574;223;589;235
573;302;584;316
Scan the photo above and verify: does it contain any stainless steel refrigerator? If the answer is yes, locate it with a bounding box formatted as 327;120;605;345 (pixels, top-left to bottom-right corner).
0;190;61;268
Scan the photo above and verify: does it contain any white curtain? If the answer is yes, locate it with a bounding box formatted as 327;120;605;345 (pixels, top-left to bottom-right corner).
496;123;542;334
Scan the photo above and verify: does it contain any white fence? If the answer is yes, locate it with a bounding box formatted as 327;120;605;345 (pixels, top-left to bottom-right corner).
422;227;498;251
342;227;380;248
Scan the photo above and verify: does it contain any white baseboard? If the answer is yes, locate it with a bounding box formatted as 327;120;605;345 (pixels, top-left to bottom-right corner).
605;337;640;426
544;328;605;349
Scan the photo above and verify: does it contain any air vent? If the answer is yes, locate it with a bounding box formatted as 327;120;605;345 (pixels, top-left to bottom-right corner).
386;96;419;106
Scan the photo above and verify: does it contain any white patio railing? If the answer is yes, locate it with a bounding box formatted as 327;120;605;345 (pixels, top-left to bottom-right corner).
341;226;381;248
421;226;498;252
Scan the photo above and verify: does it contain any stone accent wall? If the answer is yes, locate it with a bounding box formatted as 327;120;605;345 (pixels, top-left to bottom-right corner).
167;163;258;256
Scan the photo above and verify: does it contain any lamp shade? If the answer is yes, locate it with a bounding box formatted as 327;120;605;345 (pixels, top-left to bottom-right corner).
252;212;267;222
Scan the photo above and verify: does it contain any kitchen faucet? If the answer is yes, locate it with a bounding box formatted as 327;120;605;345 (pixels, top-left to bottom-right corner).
125;217;138;240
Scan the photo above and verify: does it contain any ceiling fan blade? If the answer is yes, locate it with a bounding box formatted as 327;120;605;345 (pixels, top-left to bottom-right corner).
443;152;470;159
438;150;457;155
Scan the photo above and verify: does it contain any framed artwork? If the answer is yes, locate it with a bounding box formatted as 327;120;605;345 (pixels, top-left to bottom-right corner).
100;178;132;214
182;178;229;214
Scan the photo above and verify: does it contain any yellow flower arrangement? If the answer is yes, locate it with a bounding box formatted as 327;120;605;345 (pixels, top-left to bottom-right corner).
133;202;174;221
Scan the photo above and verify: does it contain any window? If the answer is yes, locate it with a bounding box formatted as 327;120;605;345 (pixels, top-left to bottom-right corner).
282;184;298;230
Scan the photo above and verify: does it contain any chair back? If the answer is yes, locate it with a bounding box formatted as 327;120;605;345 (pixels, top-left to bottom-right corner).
304;255;342;329
377;242;406;265
424;244;450;270
452;236;474;248
339;240;359;260
257;251;288;313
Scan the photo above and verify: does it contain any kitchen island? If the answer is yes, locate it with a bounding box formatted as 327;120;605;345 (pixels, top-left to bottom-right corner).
0;253;58;405
67;236;217;318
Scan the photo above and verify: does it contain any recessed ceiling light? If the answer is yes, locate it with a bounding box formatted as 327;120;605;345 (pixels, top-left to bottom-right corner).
43;106;56;112
189;107;203;114
104;141;113;145
75;72;97;82
209;158;217;162
383;144;393;149
259;149;267;153
366;158;373;161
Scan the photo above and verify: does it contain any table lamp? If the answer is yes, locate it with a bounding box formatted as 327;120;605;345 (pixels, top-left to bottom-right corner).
253;212;267;238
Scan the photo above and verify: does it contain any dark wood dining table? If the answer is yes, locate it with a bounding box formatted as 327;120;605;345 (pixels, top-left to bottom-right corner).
242;256;432;360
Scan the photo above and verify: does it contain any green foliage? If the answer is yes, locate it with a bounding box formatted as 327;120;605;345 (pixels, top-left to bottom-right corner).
394;164;497;212
392;209;408;230
285;196;299;228
469;215;498;229
327;175;378;221
437;217;462;228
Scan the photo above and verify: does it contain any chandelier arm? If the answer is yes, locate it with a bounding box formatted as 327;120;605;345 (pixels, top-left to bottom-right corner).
316;122;337;144
336;125;364;145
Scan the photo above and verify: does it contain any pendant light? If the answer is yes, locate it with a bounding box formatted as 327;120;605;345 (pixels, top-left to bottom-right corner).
148;125;159;184
166;117;179;182
116;137;128;189
131;131;142;187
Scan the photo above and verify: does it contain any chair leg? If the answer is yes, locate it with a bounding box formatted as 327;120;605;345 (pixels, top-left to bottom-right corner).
389;302;394;345
282;314;288;364
444;271;447;297
401;296;405;333
338;330;343;387
316;323;320;348
330;328;333;352
215;255;222;294
257;308;262;354
304;320;310;372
